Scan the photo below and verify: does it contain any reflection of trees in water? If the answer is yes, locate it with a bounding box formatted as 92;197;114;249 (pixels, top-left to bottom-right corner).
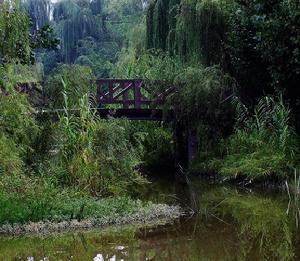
0;184;297;260
130;185;295;260
0;226;137;260
192;185;295;261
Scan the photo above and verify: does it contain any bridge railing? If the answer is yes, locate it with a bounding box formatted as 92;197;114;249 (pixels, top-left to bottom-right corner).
96;79;176;109
9;79;176;111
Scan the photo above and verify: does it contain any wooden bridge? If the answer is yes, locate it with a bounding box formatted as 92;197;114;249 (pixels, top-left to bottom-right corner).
13;79;196;168
95;79;175;120
15;79;176;121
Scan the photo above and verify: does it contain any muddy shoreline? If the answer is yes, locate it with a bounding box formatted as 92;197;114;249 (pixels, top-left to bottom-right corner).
0;204;183;236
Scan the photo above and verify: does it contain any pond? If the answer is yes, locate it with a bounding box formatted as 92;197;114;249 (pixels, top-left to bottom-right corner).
1;177;300;261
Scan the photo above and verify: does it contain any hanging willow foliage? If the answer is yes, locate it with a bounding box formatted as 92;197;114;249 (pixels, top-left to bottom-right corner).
196;0;227;65
166;0;180;54
25;0;51;31
153;0;170;51
146;0;156;49
53;0;105;63
146;0;228;65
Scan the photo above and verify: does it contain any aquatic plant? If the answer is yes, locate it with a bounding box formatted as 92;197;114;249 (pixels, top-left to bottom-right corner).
207;96;299;179
43;77;146;196
286;169;300;228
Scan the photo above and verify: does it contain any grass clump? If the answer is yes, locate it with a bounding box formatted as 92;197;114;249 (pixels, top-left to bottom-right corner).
44;64;96;109
203;96;299;180
42;78;146;196
0;174;163;225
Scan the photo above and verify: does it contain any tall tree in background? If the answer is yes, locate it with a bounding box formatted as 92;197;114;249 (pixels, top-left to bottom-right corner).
0;0;31;64
25;0;51;31
146;0;300;109
24;0;147;77
0;0;58;66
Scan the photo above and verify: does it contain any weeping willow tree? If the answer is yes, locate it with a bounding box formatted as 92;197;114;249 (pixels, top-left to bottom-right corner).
52;0;105;63
25;0;51;31
166;0;181;54
146;0;228;66
152;0;169;51
146;0;156;49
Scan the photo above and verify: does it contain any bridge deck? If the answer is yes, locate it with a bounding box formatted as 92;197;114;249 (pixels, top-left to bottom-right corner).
37;108;173;121
98;108;173;121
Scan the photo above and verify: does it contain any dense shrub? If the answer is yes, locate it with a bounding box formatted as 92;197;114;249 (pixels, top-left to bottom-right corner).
43;80;146;196
172;65;234;129
44;64;95;109
0;134;23;176
0;93;39;167
0;0;31;65
227;0;300;104
205;96;299;179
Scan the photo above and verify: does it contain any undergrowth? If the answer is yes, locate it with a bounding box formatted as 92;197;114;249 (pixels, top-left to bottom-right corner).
0;64;159;225
194;96;299;180
0;174;156;225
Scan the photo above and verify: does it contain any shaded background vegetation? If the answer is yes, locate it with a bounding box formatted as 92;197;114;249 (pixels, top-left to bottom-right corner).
0;0;300;226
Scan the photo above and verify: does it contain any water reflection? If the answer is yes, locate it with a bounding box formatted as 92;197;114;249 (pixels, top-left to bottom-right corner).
1;180;300;260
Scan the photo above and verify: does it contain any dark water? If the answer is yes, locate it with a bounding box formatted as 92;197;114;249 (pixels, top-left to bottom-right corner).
1;178;300;261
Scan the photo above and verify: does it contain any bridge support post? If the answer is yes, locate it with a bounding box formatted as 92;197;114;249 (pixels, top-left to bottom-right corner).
109;81;114;102
174;123;188;170
122;82;129;109
134;80;142;109
175;126;197;171
187;130;197;168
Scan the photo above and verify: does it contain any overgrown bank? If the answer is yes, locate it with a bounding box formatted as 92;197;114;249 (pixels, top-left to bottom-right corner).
0;0;177;228
0;195;182;235
1;0;300;232
0;63;177;230
113;0;300;182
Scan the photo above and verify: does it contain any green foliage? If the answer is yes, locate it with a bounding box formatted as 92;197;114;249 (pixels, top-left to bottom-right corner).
0;0;58;65
124;121;175;170
0;134;23;176
0;0;31;64
44;64;95;109
172;65;233;128
44;78;146;196
195;0;227;65
0;173;154;224
114;49;183;80
105;0;145;16
0;63;43;92
227;0;300;104
145;0;300;115
53;0;105;64
206;96;299;179
143;126;175;170
146;0;228;65
153;0;170;51
26;0;146;76
0;93;39;159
